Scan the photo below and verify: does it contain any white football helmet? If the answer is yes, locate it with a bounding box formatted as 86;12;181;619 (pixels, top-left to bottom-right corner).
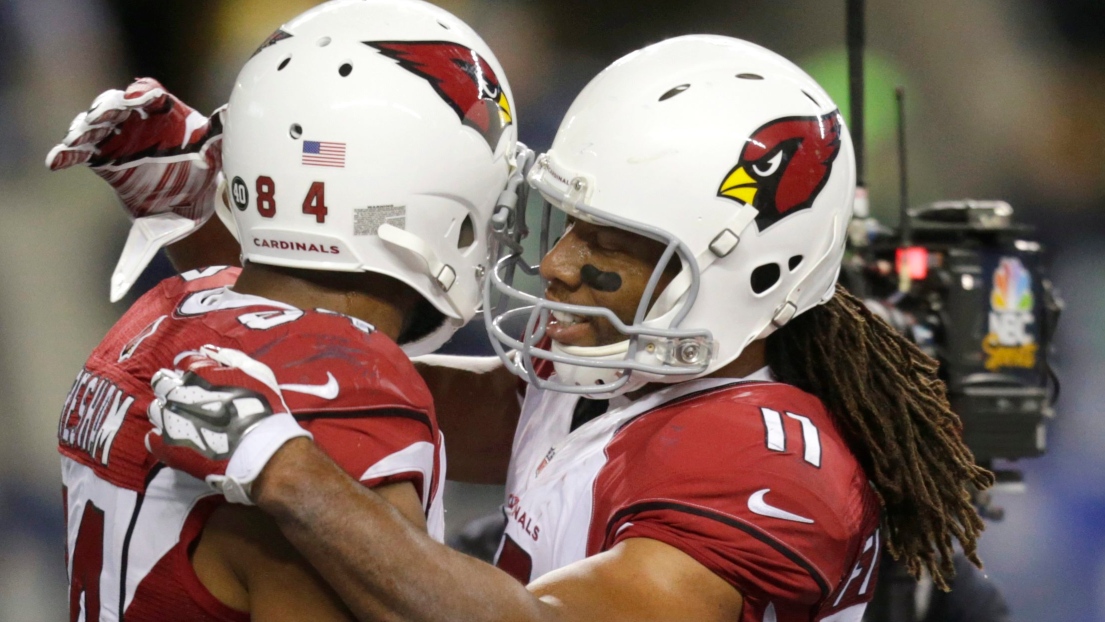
219;0;520;355
486;35;856;395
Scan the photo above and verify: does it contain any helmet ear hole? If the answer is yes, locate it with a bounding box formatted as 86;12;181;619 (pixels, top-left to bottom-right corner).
457;214;475;249
339;63;353;77
750;263;781;295
278;57;291;71
788;255;804;272
659;84;690;101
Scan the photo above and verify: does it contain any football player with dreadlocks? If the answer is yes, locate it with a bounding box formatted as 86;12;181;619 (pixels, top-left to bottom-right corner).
47;1;523;619
131;35;992;622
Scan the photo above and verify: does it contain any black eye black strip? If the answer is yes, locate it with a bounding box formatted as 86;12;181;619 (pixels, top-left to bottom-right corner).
581;264;622;292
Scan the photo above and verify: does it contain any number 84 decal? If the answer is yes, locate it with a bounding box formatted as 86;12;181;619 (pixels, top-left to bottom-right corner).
229;175;328;223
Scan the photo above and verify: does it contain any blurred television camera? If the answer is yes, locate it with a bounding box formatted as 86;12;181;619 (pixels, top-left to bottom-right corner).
844;199;1063;487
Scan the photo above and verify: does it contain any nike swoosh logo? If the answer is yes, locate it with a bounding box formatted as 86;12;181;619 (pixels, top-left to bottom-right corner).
279;372;340;400
748;488;814;524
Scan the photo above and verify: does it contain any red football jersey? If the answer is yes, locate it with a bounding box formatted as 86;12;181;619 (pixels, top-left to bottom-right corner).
58;266;444;622
497;373;881;622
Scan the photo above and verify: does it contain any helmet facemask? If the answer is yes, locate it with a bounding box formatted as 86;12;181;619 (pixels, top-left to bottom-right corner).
485;155;720;397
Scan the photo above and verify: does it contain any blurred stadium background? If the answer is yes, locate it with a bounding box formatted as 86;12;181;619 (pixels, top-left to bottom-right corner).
1;0;1103;619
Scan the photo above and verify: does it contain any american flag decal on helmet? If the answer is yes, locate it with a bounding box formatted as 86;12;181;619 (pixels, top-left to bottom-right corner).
302;140;346;168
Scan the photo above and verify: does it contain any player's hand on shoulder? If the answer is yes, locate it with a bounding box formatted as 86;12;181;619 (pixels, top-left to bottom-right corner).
45;77;225;224
146;345;312;504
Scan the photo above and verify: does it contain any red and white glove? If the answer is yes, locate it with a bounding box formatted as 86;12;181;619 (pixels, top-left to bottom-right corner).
46;78;229;302
146;345;312;505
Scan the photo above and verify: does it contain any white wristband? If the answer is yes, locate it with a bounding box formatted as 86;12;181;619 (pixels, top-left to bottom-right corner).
208;413;312;504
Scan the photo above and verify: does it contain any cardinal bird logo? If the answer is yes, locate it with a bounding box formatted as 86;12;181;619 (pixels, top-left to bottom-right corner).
365;41;512;150
717;111;843;231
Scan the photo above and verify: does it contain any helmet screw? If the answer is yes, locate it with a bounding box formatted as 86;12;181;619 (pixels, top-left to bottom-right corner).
677;342;701;364
571;178;587;192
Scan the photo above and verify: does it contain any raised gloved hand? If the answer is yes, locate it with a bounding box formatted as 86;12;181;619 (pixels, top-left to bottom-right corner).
146;345;312;504
46;78;228;302
46;77;225;219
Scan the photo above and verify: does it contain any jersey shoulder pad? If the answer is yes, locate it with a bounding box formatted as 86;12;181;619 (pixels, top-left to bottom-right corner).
174;266;241;290
240;309;440;502
226;307;434;419
602;382;854;500
157;266;240;302
92;267;239;363
590;381;880;608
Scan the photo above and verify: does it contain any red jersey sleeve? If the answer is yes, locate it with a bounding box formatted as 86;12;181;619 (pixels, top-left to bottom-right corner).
298;411;439;504
589;383;881;620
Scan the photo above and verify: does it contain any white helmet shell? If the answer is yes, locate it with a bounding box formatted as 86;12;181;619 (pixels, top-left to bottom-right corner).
222;0;517;355
487;35;855;395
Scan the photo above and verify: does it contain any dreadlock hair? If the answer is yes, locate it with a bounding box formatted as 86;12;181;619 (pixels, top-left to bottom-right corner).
765;287;994;591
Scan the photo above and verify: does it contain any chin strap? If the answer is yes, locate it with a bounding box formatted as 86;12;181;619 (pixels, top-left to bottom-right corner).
377;223;462;317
